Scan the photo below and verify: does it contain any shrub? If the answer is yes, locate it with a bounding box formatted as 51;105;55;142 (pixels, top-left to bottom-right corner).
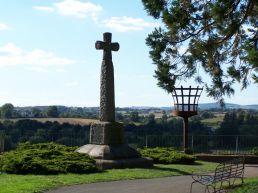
252;147;258;156
0;142;97;174
139;147;196;164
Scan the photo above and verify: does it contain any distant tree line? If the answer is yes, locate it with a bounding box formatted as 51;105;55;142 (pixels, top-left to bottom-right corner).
0;120;89;151
0;103;98;119
0;104;257;152
216;109;258;136
0;116;210;151
123;109;258;150
123;113;211;148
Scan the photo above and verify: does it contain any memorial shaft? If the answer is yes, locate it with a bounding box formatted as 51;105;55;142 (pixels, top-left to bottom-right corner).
95;32;119;122
100;56;115;122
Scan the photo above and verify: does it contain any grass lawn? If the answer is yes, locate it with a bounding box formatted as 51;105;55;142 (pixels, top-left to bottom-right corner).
228;177;258;193
0;161;217;193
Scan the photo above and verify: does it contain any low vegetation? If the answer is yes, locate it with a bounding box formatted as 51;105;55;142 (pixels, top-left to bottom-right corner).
251;147;258;156
139;147;196;164
228;177;258;193
0;143;97;174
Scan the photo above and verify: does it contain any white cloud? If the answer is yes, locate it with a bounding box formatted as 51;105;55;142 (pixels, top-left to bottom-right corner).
56;68;67;73
66;81;79;86
33;0;102;20
33;6;54;12
0;43;76;68
0;23;8;31
33;1;158;32
27;67;48;73
101;16;159;32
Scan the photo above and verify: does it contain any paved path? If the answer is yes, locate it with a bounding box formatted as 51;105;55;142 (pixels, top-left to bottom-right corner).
45;165;258;193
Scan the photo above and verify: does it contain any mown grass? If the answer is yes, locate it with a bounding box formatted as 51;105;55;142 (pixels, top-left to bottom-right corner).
0;161;217;193
228;177;258;193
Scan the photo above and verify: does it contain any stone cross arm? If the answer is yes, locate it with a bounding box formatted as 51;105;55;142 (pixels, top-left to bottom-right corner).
95;32;119;61
95;41;119;51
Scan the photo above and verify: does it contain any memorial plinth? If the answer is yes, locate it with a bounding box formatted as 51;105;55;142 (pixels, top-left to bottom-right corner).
90;122;124;145
77;32;153;169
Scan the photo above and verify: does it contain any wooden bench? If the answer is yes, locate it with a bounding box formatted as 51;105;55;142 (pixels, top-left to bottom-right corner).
190;157;245;193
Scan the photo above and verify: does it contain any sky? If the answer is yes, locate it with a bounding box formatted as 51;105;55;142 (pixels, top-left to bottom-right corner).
0;0;257;107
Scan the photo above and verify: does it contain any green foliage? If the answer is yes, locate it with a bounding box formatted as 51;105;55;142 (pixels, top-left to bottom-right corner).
228;177;258;193
216;110;258;136
46;106;59;118
251;147;258;156
0;142;97;174
200;112;215;119
129;111;140;122
31;107;42;118
142;0;258;105
160;111;168;124
139;147;196;164
0;119;89;151
1;103;14;118
147;113;155;124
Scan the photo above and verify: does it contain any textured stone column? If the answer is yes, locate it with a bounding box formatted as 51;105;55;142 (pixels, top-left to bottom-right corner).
95;32;119;122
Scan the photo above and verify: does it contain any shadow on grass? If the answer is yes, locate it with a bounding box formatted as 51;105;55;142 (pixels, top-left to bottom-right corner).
151;165;191;175
191;161;204;166
224;183;245;192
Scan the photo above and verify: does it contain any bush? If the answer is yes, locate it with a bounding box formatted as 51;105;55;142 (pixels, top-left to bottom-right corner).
252;147;258;156
139;147;196;164
0;142;97;174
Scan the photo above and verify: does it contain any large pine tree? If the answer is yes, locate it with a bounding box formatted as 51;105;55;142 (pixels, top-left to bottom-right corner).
142;0;257;105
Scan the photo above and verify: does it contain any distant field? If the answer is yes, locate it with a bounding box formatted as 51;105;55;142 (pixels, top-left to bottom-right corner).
201;116;224;127
0;118;99;126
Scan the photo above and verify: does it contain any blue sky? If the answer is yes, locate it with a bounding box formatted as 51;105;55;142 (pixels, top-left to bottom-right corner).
0;0;257;107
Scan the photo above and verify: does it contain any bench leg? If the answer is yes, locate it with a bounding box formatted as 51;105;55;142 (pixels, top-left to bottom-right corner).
190;181;201;193
230;178;235;187
190;182;195;193
205;186;209;193
205;185;216;193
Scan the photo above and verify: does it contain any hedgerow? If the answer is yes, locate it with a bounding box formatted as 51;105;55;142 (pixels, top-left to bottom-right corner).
139;147;196;164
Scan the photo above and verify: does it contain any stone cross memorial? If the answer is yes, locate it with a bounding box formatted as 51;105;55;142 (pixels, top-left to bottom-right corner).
96;32;118;122
77;32;153;169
